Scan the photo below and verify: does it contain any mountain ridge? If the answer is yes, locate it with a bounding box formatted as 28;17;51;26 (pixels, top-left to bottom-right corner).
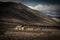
0;2;59;26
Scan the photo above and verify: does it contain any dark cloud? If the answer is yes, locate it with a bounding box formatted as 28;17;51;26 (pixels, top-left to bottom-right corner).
0;0;60;5
21;0;60;5
0;0;20;2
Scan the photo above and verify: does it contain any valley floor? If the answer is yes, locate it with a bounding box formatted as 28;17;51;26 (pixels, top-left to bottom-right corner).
0;29;60;40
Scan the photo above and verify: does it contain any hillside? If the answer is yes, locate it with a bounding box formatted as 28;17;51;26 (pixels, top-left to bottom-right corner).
0;2;59;26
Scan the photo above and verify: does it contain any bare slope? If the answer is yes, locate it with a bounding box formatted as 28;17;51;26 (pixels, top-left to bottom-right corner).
0;2;59;26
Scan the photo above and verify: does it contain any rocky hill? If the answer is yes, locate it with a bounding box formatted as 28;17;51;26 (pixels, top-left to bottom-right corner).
0;2;59;26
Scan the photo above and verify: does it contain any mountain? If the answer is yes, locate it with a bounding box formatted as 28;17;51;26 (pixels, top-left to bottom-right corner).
0;2;60;36
0;2;59;26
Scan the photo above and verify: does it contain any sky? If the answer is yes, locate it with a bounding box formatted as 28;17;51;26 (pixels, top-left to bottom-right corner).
20;0;60;19
0;0;60;19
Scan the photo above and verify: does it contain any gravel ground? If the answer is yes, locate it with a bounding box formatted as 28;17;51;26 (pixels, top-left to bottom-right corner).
0;29;60;40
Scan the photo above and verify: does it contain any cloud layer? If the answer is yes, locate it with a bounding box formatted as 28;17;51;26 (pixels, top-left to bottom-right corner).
28;4;60;11
28;4;60;18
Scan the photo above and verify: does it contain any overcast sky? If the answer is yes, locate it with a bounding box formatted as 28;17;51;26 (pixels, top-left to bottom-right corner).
0;0;60;19
21;0;60;19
